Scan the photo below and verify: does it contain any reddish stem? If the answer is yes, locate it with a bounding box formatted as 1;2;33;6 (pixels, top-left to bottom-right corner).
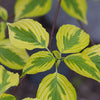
11;75;26;95
49;0;62;51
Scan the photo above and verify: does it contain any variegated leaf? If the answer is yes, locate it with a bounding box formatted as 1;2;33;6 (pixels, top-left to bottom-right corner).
0;65;19;94
64;53;100;82
0;22;6;41
37;73;76;100
52;50;61;59
56;24;89;53
82;44;100;71
0;93;16;100
61;0;87;24
22;51;55;77
7;19;49;50
0;6;8;21
23;98;39;100
0;39;29;70
15;0;52;21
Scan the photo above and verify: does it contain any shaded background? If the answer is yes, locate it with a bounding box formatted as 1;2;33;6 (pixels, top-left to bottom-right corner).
0;0;100;100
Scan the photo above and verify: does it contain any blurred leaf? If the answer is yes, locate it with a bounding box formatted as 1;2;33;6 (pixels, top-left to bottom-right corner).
37;73;76;100
0;6;8;21
0;39;29;70
61;0;87;24
0;65;19;94
64;53;100;82
0;22;6;41
15;0;52;21
22;51;55;77
7;19;49;50
0;93;16;100
56;24;89;53
23;98;39;100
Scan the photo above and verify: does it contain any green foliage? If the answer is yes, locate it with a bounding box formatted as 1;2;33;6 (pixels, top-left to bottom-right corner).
7;19;100;99
0;93;16;100
0;0;100;100
14;0;52;21
7;19;49;50
61;0;87;23
0;6;8;21
64;53;100;82
0;39;29;70
0;6;8;41
56;24;89;53
37;73;76;100
52;50;61;59
82;45;100;71
23;98;39;100
22;51;55;77
0;22;6;41
0;65;19;94
14;0;87;24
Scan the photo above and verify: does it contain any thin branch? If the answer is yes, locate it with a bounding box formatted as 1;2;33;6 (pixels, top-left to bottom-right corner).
8;14;15;20
48;0;61;51
11;75;26;95
77;20;95;46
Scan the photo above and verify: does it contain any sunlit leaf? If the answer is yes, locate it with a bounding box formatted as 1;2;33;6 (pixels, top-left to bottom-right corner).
15;0;52;21
0;22;6;41
22;51;55;77
37;73;76;100
0;39;29;70
7;19;49;50
56;24;89;53
0;65;19;94
64;53;100;82
0;93;16;100
61;0;87;24
0;6;8;21
82;44;100;71
23;98;39;100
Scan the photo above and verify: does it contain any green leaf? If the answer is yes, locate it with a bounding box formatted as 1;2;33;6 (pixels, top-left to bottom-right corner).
64;53;100;82
0;6;8;21
0;22;6;41
22;51;55;77
0;39;29;70
61;0;87;24
52;50;61;59
56;24;89;53
23;98;39;100
15;0;52;21
0;93;16;100
37;73;76;100
0;65;19;94
7;19;49;50
82;44;100;71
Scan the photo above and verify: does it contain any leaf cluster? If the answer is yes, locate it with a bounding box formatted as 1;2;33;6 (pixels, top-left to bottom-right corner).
0;0;99;100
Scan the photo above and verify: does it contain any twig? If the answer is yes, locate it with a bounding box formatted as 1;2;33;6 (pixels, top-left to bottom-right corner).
8;14;15;20
11;75;26;95
77;20;95;46
0;14;15;22
48;0;62;51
